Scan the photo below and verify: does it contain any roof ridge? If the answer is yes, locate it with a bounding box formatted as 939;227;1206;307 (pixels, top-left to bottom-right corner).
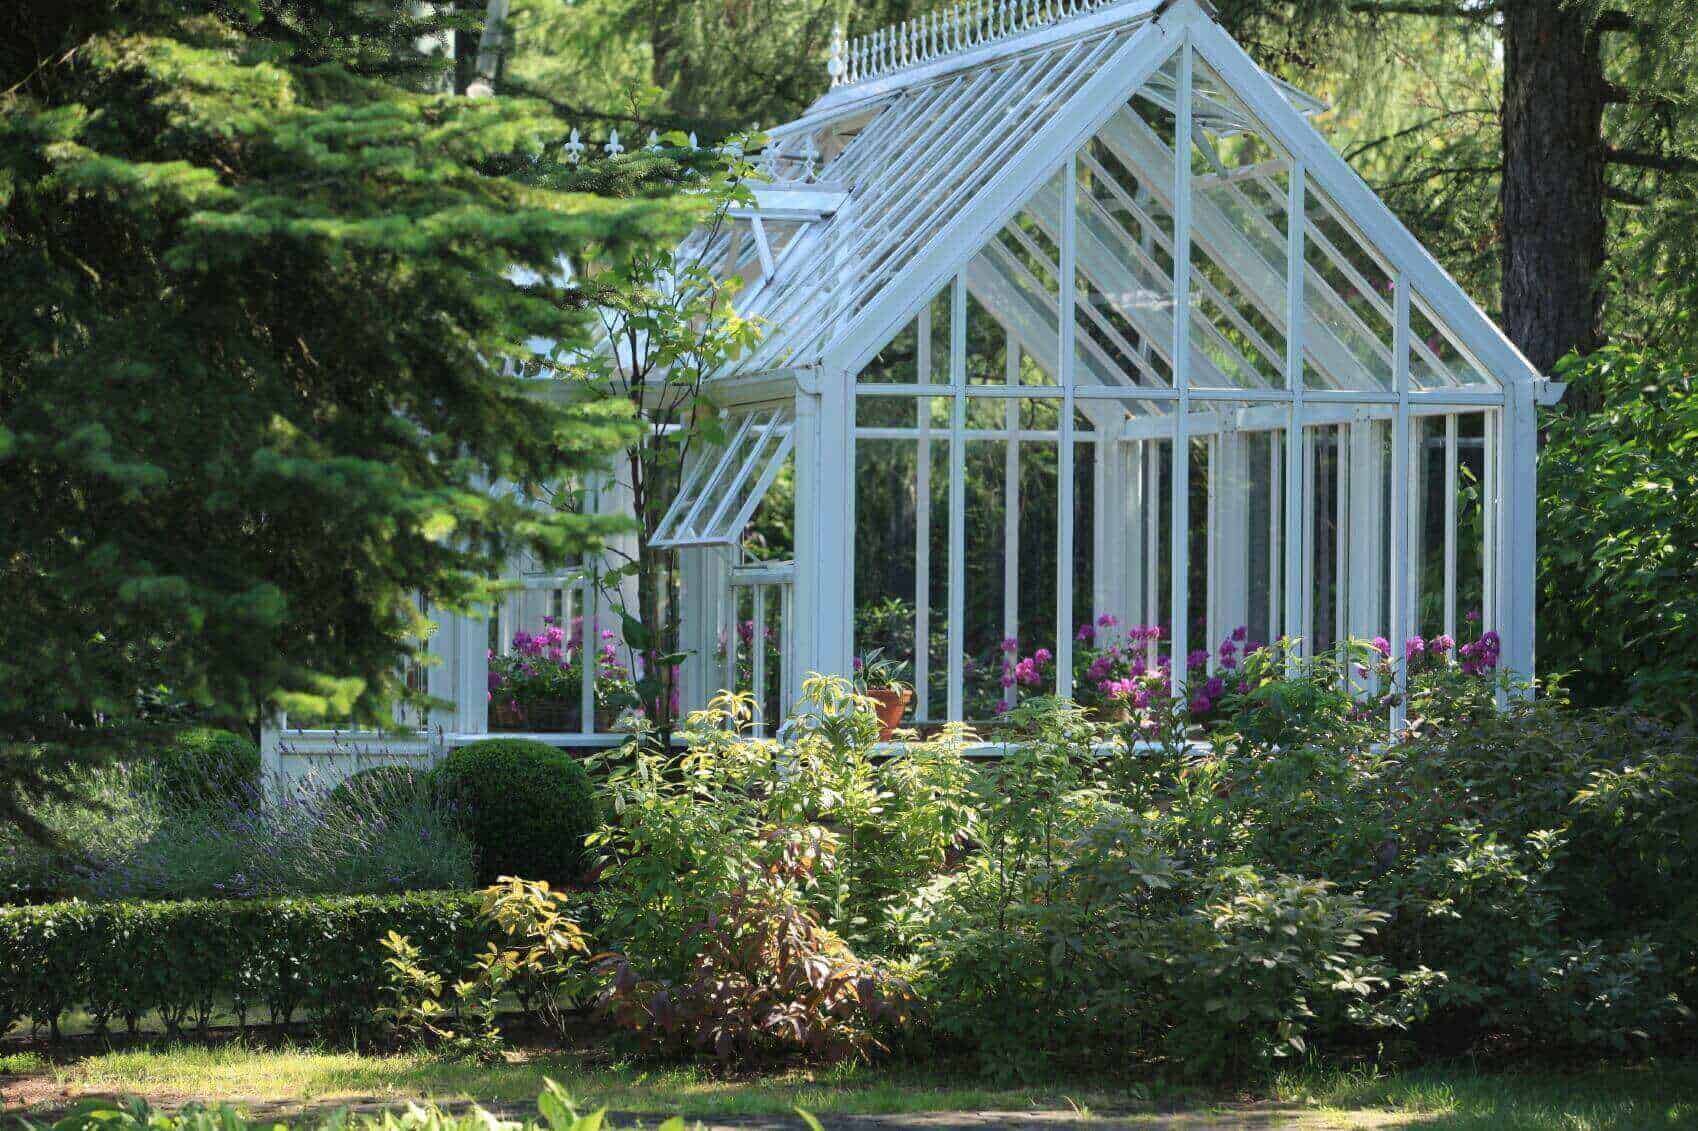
828;0;1150;91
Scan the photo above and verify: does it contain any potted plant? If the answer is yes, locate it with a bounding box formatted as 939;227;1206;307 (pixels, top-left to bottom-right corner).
488;619;637;732
856;648;913;740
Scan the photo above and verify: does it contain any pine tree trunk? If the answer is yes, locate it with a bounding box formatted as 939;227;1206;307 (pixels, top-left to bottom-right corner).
1500;0;1607;388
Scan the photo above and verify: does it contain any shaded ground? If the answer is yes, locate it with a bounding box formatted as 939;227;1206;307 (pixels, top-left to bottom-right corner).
3;1037;1694;1129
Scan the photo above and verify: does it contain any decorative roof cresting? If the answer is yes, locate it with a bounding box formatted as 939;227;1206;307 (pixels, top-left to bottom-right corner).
829;0;1131;89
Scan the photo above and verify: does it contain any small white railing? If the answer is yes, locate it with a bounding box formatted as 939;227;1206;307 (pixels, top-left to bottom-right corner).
828;0;1130;89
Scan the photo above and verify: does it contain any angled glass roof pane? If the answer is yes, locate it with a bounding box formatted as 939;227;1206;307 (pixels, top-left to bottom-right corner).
651;408;795;548
1410;289;1500;390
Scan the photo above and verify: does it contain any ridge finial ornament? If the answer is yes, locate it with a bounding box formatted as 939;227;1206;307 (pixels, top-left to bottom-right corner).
827;23;846;84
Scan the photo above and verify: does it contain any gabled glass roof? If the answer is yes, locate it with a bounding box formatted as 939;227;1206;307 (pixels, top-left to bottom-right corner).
729;22;1148;374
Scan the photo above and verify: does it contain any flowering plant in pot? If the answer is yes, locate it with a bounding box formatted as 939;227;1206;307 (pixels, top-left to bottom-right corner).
855;648;913;740
487;617;636;731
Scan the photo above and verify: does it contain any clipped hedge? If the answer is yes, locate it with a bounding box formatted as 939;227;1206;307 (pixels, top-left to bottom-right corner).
432;739;599;885
0;891;489;1040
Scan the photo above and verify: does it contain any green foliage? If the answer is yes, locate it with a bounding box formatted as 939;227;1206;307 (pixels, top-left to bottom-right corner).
377;930;515;1064
1205;684;1698;1054
588;680;978;971
432;739;599;886
1539;345;1698;720
0;892;489;1041
8;762;475;902
478;876;597;1041
0;0;703;836
148;728;259;807
597;827;915;1065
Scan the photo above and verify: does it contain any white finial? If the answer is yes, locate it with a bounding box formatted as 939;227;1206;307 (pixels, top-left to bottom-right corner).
605;128;623;156
688;131;699;149
828;23;845;84
563;127;586;163
799;134;819;180
646;129;661;151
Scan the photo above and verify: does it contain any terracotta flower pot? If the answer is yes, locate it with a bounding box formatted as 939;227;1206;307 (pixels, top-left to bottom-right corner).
866;688;914;740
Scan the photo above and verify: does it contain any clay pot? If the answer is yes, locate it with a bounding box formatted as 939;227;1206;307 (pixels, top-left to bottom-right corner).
866;688;914;741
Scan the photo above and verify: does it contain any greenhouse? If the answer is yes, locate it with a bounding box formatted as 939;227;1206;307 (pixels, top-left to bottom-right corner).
270;0;1560;763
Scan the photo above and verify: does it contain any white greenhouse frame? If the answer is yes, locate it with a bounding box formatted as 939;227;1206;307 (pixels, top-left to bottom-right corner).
264;0;1560;774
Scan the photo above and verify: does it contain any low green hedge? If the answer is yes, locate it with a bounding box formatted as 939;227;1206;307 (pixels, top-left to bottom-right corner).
0;891;489;1040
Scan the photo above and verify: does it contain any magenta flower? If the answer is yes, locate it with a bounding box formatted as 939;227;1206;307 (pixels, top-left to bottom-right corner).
1076;624;1096;644
1371;636;1391;657
1034;647;1053;664
1431;634;1455;654
1001;636;1019;653
1405;636;1426;660
1189;694;1212;715
1098;613;1120;628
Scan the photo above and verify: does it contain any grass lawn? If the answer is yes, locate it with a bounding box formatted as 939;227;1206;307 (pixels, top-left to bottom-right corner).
4;1043;1697;1129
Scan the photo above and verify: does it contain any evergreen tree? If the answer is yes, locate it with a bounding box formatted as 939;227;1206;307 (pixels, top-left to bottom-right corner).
0;0;708;838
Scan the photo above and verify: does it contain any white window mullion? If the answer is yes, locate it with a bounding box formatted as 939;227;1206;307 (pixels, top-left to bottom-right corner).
1003;351;1020;705
947;275;968;722
915;308;934;721
1283;164;1307;662
1444;413;1459;640
1390;272;1412;729
1169;43;1195;692
1058;156;1078;698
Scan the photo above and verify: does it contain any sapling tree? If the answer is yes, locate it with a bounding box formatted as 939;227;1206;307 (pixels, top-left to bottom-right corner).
546;148;764;743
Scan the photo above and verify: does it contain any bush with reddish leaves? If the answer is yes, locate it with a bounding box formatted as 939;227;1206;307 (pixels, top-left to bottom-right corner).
596;827;914;1065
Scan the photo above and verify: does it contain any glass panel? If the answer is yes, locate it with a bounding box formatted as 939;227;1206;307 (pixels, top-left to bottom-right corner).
1073;139;1175;391
742;448;793;562
1302;181;1396;391
1410;291;1499;390
1070;401;1173;715
1185;404;1286;664
1307;423;1347;653
1186;56;1291;391
854;433;920;698
857;314;920;384
962;433;1006;721
489;584;601;734
964;292;1009;386
652;407;794;548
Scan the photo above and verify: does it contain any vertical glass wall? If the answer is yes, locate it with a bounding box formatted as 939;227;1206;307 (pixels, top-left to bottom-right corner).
847;45;1509;731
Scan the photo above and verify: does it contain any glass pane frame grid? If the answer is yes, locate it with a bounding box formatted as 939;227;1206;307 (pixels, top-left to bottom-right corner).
652;404;796;549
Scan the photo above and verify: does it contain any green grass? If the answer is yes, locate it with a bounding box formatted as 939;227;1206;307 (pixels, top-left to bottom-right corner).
1273;1061;1698;1129
28;1044;1155;1117
0;1050;46;1075
9;1044;1698;1128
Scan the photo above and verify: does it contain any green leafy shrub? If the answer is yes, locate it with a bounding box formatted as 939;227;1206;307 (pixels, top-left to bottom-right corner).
1540;345;1698;720
148;728;260;805
903;791;1391;1080
433;739;598;885
598;826;914;1065
0;892;488;1040
589;679;978;972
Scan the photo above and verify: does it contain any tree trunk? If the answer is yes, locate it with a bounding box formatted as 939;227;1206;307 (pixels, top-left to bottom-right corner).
1500;0;1608;389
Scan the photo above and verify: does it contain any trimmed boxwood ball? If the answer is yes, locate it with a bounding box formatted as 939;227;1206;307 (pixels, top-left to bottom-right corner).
430;739;597;885
150;727;260;805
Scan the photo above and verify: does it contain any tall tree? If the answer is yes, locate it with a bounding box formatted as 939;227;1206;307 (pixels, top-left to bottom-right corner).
0;0;708;838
